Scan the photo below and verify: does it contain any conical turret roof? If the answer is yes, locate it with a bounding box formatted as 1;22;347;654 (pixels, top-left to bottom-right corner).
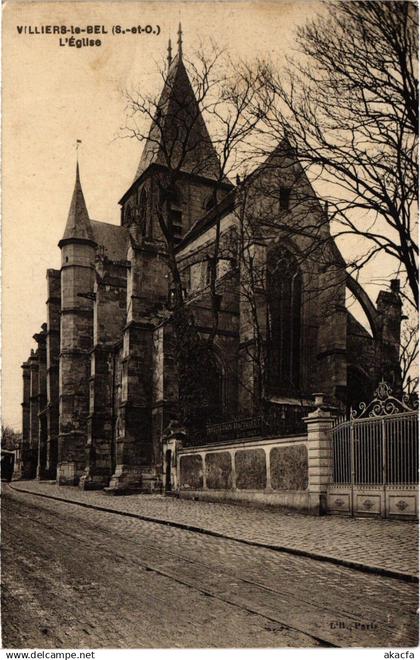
59;163;95;246
133;51;223;183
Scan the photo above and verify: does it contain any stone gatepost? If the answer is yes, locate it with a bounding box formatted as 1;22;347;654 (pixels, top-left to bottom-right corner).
303;393;335;515
162;422;185;495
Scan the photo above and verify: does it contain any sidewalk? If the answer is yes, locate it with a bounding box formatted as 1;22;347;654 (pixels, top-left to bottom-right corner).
9;479;418;581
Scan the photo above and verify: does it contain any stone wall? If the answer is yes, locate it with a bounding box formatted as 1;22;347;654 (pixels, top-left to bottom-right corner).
175;436;311;511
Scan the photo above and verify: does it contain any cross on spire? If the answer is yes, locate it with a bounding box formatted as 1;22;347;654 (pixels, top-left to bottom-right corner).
167;38;172;67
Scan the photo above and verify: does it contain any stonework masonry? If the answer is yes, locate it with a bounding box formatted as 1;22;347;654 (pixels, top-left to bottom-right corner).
46;269;61;479
20;40;402;503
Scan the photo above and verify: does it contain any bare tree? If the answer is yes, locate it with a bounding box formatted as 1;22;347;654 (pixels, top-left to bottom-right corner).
245;1;418;309
400;316;419;393
1;426;21;451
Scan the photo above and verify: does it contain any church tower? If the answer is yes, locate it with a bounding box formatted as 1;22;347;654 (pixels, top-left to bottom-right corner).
106;28;232;492
119;25;232;241
57;164;96;485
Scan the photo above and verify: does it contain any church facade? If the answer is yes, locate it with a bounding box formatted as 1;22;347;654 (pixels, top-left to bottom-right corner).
20;38;402;493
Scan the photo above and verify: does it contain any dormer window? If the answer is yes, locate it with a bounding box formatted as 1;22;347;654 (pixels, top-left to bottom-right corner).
279;187;291;211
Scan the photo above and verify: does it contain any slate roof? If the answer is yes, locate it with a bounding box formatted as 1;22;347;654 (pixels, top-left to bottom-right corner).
177;188;236;249
133;53;223;183
60;163;95;245
91;221;129;262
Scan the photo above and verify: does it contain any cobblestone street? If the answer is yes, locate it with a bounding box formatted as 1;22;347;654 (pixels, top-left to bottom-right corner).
2;484;418;649
10;479;419;577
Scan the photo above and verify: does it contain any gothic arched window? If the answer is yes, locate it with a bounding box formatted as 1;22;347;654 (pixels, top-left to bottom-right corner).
266;247;302;395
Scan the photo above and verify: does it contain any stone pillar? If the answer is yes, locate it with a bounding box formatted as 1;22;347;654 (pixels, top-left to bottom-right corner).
107;239;168;493
108;321;155;492
28;350;40;479
46;269;61;480
230;449;237;490
264;446;272;491
80;260;127;490
303;393;335;515
162;432;184;493
20;359;32;478
34;325;48;479
151;321;179;487
79;346;113;490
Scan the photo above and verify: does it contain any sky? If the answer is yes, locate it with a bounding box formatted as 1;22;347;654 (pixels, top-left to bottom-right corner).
2;0;399;430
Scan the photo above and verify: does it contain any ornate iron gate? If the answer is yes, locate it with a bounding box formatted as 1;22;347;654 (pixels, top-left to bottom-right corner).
329;382;419;518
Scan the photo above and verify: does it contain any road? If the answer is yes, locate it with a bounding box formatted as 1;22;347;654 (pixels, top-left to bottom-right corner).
2;485;418;648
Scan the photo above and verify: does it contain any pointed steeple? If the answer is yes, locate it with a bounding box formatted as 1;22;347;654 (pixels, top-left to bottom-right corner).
167;38;172;68
131;29;225;184
59;163;95;247
177;23;183;58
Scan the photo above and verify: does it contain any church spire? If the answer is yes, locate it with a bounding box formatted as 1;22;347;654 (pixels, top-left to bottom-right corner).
177;23;183;58
167;38;172;68
127;25;227;187
59;162;95;247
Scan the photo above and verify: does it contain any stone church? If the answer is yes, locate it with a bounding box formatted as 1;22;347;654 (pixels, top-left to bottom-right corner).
20;34;402;493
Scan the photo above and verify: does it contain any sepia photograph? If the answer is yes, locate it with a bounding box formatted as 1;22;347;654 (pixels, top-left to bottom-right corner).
2;0;419;652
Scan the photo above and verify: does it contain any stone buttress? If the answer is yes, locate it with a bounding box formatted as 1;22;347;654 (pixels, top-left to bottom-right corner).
80;224;129;490
28;350;39;478
20;359;32;478
33;325;48;479
107;231;168;493
46;269;61;479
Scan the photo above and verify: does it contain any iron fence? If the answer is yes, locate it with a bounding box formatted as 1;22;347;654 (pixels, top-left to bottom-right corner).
333;381;419;486
187;402;311;446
